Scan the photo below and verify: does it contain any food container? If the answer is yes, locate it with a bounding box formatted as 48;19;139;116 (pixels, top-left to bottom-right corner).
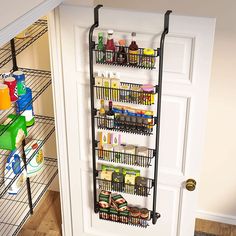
136;146;149;166
12;71;26;96
120;84;130;102
109;207;119;221
103;144;113;161
111;78;120;100
140;208;149;227
16;87;35;127
129;207;141;225
130;85;141;103
124;145;136;164
4;77;18;102
99;208;110;220
0;84;11;110
111;194;128;212
142;48;155;68
112;172;124;191
113;145;124;163
119;210;129;223
99;190;111;208
141;84;155;104
135;176;148;196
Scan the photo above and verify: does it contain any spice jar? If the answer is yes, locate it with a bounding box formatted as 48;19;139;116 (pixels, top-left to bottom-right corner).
142;48;155;68
130;85;141;103
141;84;155;105
120;84;130;102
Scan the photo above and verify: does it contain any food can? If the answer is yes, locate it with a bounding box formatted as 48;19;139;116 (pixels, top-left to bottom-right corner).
99;190;111;208
0;84;11;110
140;208;149;227
4;77;18;102
109;207;119;221
99;208;110;220
129;207;141;225
12;70;26;95
119;210;129;223
111;194;128;212
142;48;155;68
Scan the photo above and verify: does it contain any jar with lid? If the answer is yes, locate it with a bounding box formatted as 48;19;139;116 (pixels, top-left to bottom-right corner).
142;48;155;68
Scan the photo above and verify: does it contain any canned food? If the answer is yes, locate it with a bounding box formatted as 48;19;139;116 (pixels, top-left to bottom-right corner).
142;48;155;68
4;77;18;102
12;71;26;95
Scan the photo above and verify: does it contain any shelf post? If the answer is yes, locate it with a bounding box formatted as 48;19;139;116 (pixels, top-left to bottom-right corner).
10;38;18;71
152;10;172;225
22;139;34;215
89;4;103;214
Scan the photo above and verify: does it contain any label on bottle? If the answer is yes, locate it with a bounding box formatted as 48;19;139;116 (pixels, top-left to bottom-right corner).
129;50;138;64
106;50;114;63
97;50;104;63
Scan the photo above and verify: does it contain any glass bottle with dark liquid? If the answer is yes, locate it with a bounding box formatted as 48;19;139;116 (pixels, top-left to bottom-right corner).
117;40;127;65
128;32;139;66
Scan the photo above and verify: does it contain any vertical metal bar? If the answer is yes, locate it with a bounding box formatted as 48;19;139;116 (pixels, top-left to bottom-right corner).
22;139;33;214
89;4;103;214
152;10;172;224
10;38;18;71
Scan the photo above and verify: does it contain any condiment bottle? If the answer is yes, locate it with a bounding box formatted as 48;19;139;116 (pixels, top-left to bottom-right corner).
105;30;115;63
97;32;105;63
106;100;115;128
99;99;106;128
117;40;127;64
128;32;139;65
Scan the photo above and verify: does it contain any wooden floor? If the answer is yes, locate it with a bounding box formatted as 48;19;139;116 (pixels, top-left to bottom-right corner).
19;191;62;236
195;218;236;236
18;191;236;236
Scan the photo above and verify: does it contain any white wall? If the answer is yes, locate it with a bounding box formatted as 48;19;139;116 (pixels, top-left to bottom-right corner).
65;0;236;223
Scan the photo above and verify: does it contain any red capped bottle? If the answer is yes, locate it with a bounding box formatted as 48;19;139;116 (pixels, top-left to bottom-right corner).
105;30;115;63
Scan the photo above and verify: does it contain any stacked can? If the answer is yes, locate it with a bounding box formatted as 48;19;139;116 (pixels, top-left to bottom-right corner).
16;87;35;127
12;71;26;96
4;77;18;102
0;68;11;84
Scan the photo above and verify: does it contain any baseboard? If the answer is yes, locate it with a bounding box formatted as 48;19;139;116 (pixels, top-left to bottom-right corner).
196;210;236;225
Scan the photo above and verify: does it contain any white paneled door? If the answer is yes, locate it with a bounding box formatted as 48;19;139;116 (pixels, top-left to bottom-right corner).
50;5;215;236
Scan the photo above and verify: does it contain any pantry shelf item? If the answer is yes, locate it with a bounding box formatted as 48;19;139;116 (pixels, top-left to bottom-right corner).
0;68;52;134
99;207;160;228
95;81;157;105
0;115;55;198
0;157;58;236
89;5;171;225
95;44;159;70
96;146;155;168
0;19;48;68
95;115;155;136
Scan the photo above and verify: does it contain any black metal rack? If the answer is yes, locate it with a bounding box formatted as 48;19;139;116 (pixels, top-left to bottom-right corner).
0;19;48;68
0;18;58;235
0;157;58;236
89;5;171;226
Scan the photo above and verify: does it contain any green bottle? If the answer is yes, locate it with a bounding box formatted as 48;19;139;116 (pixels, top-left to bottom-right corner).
97;32;104;63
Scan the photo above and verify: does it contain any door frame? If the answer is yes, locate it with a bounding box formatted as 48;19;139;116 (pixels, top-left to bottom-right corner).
48;8;73;236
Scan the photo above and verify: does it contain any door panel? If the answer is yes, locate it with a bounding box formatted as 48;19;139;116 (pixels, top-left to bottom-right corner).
55;5;215;236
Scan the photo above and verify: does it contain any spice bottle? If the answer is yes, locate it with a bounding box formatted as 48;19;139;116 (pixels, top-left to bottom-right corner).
99;99;106;128
105;30;115;63
128;32;139;65
106;100;115;128
117;40;127;65
97;32;105;63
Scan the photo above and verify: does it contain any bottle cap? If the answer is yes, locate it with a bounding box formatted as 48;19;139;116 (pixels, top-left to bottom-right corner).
107;30;114;35
118;40;126;46
143;48;154;56
131;32;136;37
98;32;103;37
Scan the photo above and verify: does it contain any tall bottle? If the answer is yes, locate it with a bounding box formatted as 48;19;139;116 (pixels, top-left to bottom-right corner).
117;40;127;65
105;30;115;63
128;32;139;65
99;99;106;127
106;100;115;128
97;32;105;63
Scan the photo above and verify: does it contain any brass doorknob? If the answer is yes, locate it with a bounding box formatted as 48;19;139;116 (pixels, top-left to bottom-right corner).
185;179;196;191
